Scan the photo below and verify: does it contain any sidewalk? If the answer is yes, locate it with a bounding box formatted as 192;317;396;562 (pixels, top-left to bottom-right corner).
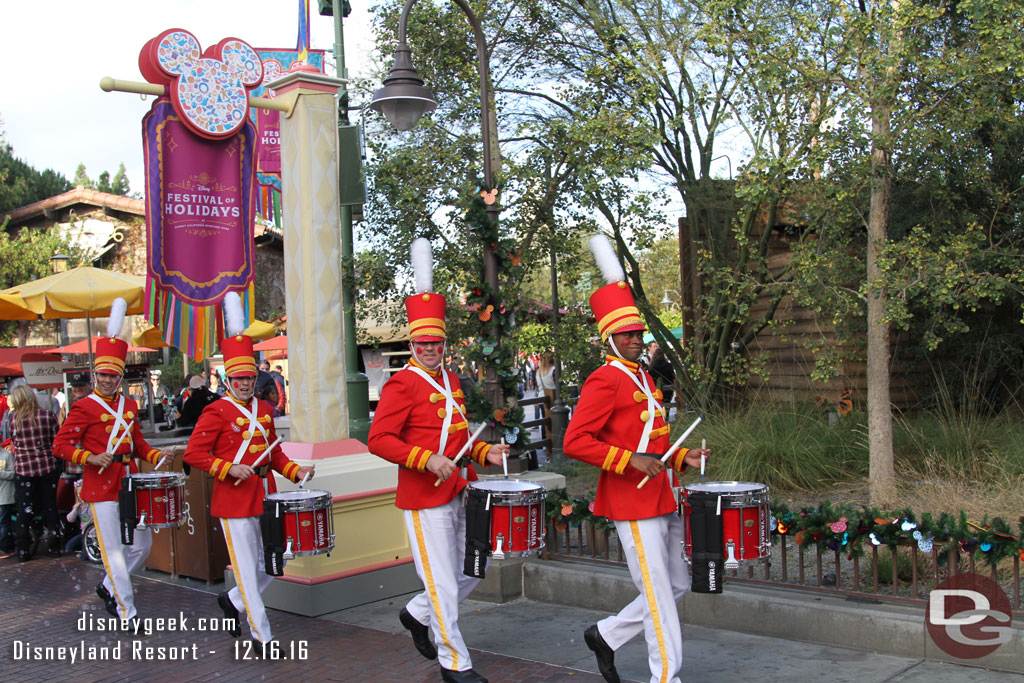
1;554;1020;682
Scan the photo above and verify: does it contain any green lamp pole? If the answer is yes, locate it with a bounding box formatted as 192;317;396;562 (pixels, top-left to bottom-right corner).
319;0;371;442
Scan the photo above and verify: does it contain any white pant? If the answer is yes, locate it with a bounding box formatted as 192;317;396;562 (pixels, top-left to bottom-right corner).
90;500;153;620
221;516;282;643
599;514;689;683
403;498;481;672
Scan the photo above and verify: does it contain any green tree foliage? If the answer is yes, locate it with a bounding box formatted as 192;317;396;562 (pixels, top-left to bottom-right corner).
72;163;93;190
111;163;130;196
0;121;71;214
0;226;89;345
96;170;112;194
363;1;1024;494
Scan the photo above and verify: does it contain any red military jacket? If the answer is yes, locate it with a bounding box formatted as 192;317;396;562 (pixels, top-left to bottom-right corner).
368;360;492;510
564;356;689;521
184;395;301;518
53;392;162;503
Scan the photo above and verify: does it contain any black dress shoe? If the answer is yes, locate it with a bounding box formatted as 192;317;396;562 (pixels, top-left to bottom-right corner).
440;668;488;683
96;582;118;617
584;624;620;683
218;591;242;637
399;607;437;660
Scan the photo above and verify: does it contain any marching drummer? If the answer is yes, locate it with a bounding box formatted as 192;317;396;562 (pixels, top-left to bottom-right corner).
564;235;710;683
367;239;509;683
52;298;179;623
183;292;313;647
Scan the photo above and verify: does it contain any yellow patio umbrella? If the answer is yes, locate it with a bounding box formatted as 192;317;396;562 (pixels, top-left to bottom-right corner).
0;292;37;321
5;266;145;319
4;266;146;369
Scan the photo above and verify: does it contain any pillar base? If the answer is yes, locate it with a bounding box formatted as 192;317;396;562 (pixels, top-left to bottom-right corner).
225;562;421;617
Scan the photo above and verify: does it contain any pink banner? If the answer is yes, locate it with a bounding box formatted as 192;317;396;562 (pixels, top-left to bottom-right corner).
256;108;281;175
143;97;256;306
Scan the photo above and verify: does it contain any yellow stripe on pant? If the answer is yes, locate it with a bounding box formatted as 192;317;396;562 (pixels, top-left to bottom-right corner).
223;521;263;643
630;520;669;683
412;509;457;670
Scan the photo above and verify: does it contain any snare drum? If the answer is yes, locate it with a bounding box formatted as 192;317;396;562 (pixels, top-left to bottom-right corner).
127;472;186;528
680;481;770;567
263;490;334;557
466;480;546;559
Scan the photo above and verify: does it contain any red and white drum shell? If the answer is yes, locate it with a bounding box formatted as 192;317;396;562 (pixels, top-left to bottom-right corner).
129;472;186;528
680;481;771;565
265;490;334;556
467;480;546;558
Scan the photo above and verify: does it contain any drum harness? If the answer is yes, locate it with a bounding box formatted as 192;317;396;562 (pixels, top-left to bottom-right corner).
224;396;274;485
406;364;475;491
609;360;661;455
87;393;135;466
88;394;141;545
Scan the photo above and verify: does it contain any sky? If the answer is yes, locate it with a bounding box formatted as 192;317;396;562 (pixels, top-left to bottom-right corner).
1;0;380;194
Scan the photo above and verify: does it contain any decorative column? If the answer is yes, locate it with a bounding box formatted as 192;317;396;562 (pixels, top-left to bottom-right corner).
270;70;350;443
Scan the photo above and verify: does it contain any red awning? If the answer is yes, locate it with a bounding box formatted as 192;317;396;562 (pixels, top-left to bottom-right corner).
0;346;57;377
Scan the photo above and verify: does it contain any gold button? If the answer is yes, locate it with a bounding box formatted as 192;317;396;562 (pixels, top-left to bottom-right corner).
236;418;246;426
429;393;441;404
640;410;650;422
242;431;252;439
422;293;430;301
125;411;134;419
100;414;110;422
448;425;458;434
236;335;244;342
105;425;113;433
633;391;645;403
249;445;258;453
654;389;663;400
617;281;627;289
437;408;447;419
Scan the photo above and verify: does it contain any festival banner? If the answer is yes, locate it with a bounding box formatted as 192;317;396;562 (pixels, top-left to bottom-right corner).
142;97;258;359
137;29;264;361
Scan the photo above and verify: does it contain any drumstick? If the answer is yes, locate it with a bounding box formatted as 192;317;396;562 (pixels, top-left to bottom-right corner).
636;414;703;489
98;422;133;474
501;436;508;480
435;422;488;487
298;471;311;489
699;438;706;479
234;436;283;486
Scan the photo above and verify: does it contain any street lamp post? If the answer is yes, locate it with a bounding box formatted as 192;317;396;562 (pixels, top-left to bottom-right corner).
50;254;70;346
370;0;504;411
548;243;568;463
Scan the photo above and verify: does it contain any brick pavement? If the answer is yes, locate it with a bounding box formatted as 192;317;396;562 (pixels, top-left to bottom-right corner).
0;555;604;682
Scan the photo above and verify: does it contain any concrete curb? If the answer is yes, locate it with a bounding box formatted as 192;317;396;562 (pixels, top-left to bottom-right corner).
522;558;1024;674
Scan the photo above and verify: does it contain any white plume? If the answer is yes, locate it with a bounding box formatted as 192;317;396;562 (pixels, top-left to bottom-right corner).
223;291;246;337
105;297;127;338
589;234;625;284
411;238;433;294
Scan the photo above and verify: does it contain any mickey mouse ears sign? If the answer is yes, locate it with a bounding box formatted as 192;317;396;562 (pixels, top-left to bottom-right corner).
139;29;262;139
139;29;260;361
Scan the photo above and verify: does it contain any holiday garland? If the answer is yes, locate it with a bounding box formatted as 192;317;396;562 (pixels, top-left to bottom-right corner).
461;183;529;448
770;500;1024;566
543;488;1024;566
